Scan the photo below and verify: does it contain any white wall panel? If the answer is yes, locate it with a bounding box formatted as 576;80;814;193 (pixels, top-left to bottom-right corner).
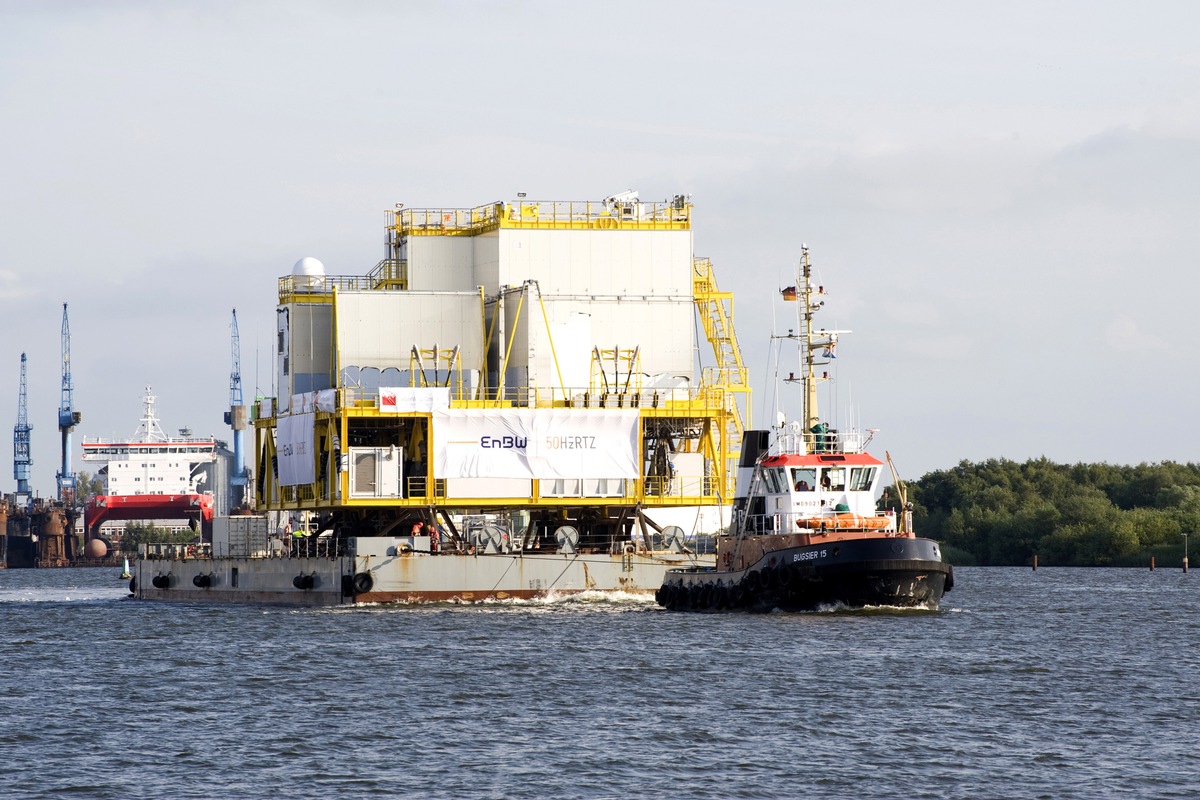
408;237;476;291
472;232;500;294
497;229;692;297
336;292;484;373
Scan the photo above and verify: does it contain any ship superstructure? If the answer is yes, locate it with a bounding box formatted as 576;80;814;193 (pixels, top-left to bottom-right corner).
256;193;749;550
82;387;216;539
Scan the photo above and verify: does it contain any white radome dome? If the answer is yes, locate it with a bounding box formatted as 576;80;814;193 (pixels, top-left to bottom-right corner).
292;257;326;291
293;256;326;277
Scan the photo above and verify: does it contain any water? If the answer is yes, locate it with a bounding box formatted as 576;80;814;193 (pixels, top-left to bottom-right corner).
1;566;1197;799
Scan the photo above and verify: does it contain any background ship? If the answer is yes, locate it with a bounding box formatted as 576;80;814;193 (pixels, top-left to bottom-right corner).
82;387;217;543
133;191;752;603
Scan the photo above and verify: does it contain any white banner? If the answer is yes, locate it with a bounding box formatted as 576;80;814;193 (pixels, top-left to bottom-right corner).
434;409;638;480
276;412;315;486
380;387;451;413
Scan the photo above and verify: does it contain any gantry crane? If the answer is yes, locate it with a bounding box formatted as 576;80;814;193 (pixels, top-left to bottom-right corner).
224;308;248;506
13;352;32;501
56;303;81;503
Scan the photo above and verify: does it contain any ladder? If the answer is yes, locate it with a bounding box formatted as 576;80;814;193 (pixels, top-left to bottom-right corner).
692;257;751;497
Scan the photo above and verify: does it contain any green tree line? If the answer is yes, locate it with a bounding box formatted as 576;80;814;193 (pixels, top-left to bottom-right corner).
886;458;1200;566
120;522;197;553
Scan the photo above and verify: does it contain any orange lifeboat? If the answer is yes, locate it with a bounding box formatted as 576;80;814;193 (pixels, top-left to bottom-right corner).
797;513;891;531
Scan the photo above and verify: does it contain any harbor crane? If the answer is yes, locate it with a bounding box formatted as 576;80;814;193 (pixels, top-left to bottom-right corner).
13;352;32;503
224;308;248;506
56;303;81;503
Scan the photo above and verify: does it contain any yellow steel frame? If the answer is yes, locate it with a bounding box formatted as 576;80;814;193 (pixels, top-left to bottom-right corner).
253;388;733;513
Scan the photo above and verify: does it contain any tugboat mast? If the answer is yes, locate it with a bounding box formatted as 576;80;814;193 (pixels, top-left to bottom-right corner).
794;246;845;454
799;246;821;436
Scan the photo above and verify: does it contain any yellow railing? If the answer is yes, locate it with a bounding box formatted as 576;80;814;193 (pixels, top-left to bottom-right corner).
389;197;692;238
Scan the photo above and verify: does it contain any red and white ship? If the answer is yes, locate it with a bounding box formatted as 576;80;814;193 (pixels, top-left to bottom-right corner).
82;387;216;542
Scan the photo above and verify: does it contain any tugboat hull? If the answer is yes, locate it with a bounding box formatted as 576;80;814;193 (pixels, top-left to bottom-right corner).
657;537;952;612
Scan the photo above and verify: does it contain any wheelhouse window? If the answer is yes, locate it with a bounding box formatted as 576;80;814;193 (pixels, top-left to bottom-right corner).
821;468;846;491
849;467;877;491
791;468;816;491
763;467;786;494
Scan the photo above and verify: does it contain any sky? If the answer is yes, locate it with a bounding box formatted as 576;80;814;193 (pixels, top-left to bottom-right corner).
2;0;1199;496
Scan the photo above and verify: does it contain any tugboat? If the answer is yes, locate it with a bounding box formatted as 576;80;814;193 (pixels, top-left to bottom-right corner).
656;247;953;612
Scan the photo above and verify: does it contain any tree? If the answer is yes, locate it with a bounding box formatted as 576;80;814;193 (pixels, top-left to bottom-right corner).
120;522;197;553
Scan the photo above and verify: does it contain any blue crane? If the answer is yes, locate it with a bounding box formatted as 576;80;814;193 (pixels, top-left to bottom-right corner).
56;302;80;502
224;308;248;506
13;352;32;499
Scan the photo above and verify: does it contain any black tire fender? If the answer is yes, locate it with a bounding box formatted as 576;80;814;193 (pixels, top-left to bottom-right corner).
352;572;374;594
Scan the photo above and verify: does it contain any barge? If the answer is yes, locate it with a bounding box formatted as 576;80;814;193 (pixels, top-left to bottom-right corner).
133;192;749;604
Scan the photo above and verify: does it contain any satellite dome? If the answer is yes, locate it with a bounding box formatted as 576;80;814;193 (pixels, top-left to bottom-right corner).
292;257;326;292
293;257;325;277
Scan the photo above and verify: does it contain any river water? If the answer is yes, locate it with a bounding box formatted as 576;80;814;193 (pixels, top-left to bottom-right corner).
1;566;1197;799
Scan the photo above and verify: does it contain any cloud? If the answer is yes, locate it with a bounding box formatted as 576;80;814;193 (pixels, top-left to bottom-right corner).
0;270;34;301
1105;314;1167;353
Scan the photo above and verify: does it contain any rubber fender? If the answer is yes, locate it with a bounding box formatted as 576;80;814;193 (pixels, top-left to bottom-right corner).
128;577;137;594
944;565;955;593
352;572;374;594
714;584;729;609
192;573;212;588
730;583;745;606
655;585;668;606
745;570;762;591
341;574;355;598
293;574;315;591
776;564;794;588
151;574;170;590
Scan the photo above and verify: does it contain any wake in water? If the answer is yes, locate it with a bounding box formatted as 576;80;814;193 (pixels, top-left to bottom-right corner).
340;589;658;615
0;586;129;604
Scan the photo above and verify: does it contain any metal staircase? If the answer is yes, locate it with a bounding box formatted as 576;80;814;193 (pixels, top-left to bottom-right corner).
692;257;750;497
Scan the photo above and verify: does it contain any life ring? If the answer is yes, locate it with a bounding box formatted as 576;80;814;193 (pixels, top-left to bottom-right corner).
352;572;374;594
